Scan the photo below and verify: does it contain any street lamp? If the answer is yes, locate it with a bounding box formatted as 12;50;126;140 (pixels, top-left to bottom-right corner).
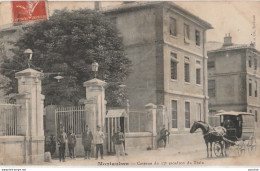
92;61;99;78
24;49;33;68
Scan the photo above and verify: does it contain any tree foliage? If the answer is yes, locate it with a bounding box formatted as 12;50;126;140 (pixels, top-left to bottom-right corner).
0;9;132;106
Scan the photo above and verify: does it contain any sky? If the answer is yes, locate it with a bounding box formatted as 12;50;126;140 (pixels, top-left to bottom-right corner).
176;1;260;50
0;1;260;50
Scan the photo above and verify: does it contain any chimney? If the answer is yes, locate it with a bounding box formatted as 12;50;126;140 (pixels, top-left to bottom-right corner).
94;2;101;11
223;33;233;46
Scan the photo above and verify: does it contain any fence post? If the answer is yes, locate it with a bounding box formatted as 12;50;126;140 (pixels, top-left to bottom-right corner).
126;99;130;133
15;68;45;164
145;103;157;149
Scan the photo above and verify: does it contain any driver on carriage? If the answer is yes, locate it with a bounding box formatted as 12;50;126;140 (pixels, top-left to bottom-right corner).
157;125;170;148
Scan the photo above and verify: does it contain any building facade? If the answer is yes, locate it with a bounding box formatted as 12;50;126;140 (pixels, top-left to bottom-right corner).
105;2;212;133
207;34;259;126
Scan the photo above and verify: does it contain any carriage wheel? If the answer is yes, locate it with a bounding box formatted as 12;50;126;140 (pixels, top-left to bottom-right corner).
237;141;245;156
214;142;223;157
247;137;257;155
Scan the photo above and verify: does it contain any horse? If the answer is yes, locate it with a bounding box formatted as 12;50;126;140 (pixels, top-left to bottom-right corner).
190;121;226;158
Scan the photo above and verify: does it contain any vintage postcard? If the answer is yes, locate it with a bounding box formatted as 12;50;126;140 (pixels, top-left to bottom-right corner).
0;0;259;167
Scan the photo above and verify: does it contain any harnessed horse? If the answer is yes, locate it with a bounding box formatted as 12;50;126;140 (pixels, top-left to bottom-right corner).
190;121;227;158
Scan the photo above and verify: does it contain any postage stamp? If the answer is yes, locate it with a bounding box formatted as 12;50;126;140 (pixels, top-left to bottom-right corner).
12;1;47;23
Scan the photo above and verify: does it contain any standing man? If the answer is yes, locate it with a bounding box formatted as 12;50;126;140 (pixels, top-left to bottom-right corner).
50;134;56;157
58;127;67;162
68;128;77;159
112;126;125;161
82;125;93;159
157;125;170;148
94;125;105;160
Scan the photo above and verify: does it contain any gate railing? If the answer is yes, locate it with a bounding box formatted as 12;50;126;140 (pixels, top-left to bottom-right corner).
0;102;21;136
55;106;87;135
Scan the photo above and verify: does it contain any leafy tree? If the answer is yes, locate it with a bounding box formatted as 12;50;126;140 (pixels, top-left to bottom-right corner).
0;9;132;107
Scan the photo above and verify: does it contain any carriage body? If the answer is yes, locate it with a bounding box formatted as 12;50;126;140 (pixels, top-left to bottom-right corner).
216;112;255;141
215;112;256;156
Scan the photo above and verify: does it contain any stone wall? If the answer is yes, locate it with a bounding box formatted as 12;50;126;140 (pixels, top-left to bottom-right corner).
125;132;153;151
0;136;25;165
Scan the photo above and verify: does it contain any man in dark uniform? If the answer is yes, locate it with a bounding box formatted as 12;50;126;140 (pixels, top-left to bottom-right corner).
157;125;170;148
82;125;93;159
68;128;77;159
112;126;125;161
58;128;67;162
50;134;56;157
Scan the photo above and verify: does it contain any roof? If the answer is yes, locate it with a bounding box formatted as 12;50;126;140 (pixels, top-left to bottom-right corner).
208;43;260;55
103;2;212;29
216;111;254;116
106;109;127;118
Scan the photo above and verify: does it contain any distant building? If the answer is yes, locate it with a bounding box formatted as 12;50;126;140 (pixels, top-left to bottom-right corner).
207;34;259;126
105;2;212;133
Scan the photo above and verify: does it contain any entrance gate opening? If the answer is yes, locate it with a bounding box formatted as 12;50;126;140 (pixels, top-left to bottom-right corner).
105;109;127;154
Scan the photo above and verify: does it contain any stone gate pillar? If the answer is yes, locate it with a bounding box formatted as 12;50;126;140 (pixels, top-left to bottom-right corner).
15;68;45;164
83;78;107;132
145;103;157;149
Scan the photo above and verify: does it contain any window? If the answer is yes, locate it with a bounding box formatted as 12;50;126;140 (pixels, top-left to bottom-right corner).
255;110;258;122
197;103;202;121
184;57;190;82
196;68;201;84
184;24;190;43
254;58;257;70
170;18;177;37
195;30;200;46
255;81;258;97
249;56;252;68
208;61;215;69
249;79;252;96
171;53;178;80
171;100;177;128
185;102;190;128
208;80;216;97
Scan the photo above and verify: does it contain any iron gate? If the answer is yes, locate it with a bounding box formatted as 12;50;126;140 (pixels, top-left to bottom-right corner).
55;106;87;135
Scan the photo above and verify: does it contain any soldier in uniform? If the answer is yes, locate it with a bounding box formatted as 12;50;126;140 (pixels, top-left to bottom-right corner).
82;125;93;159
68;128;77;159
112;126;125;161
94;125;105;160
50;134;56;157
58;128;67;162
157;125;170;148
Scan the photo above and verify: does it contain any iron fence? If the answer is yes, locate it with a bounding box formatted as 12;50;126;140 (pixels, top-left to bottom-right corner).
0;102;21;136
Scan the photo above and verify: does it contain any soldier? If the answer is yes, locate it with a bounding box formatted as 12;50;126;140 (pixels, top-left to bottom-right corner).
50;134;56;157
157;125;170;148
68;128;77;159
94;125;105;160
112;126;125;161
82;125;93;159
58;127;67;162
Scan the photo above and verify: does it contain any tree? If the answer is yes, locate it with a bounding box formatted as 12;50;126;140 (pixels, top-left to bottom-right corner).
0;9;132;107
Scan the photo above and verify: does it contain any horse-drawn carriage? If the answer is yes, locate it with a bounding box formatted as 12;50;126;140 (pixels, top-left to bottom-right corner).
214;112;257;157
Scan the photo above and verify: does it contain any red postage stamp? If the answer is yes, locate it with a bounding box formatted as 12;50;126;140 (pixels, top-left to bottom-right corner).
12;1;47;23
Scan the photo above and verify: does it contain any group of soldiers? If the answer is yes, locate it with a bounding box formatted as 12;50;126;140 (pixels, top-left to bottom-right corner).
45;124;169;162
55;125;106;162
